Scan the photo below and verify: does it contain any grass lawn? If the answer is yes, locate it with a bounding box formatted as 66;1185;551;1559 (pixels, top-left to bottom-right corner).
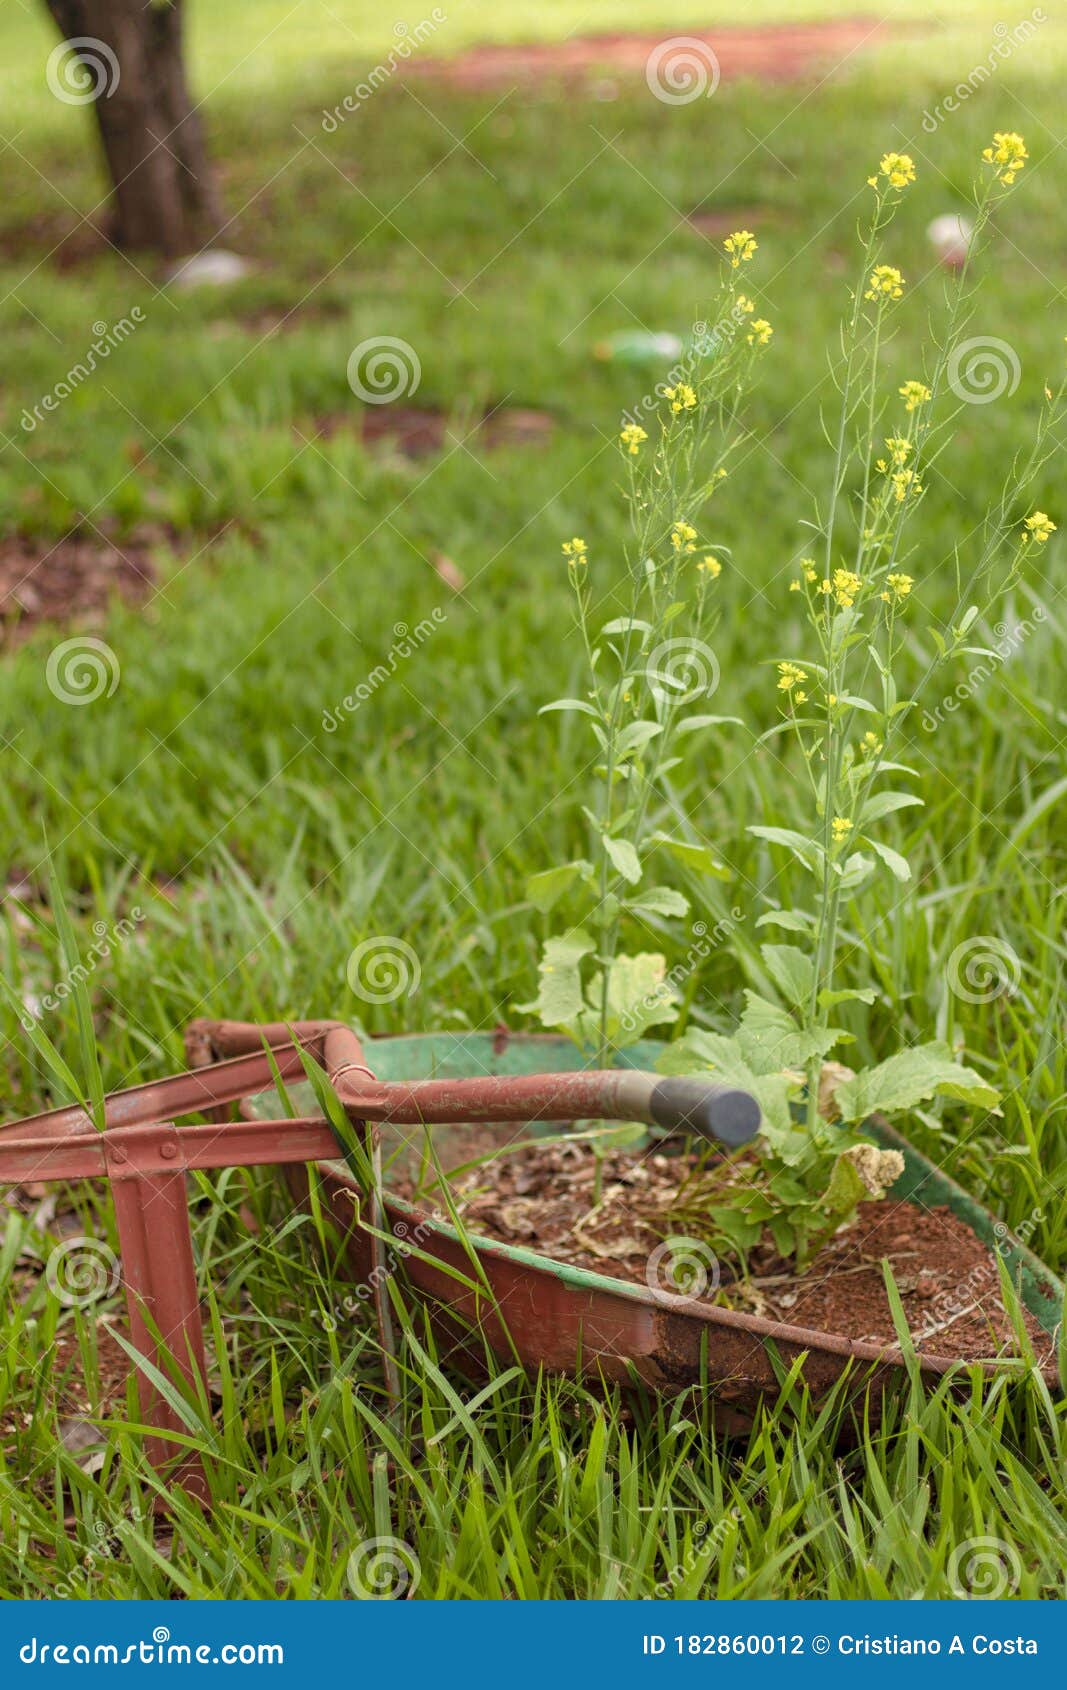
0;0;1065;1597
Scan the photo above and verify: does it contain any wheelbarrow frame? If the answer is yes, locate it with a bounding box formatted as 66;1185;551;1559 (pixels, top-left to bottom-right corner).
0;1018;757;1503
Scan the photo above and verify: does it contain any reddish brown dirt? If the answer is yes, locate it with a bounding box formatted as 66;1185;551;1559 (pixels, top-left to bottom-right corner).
395;1138;1052;1364
0;534;156;645
688;206;788;238
313;404;554;459
404;18;894;91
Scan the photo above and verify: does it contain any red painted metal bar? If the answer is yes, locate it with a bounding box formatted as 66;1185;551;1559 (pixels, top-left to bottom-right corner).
0;1120;339;1186
0;1045;314;1144
107;1129;210;1504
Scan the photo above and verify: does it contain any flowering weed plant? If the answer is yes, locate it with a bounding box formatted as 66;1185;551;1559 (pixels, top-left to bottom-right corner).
528;136;1061;1270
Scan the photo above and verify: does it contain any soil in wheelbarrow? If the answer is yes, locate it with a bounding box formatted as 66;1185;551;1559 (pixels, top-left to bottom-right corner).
390;1137;1053;1365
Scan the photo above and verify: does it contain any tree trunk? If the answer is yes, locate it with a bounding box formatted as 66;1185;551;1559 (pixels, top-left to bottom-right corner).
43;0;220;256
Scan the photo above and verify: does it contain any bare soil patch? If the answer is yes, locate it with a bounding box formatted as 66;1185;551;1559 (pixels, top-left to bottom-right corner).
404;18;893;91
313;404;554;459
0;534;156;646
393;1137;1052;1364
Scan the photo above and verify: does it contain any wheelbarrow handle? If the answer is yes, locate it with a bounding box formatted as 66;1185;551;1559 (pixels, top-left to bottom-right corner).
333;1068;760;1149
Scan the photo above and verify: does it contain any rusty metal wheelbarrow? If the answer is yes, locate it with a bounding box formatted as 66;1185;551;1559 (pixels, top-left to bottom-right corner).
0;1018;759;1501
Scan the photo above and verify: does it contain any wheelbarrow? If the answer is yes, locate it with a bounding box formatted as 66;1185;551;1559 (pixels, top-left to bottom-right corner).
0;1018;759;1502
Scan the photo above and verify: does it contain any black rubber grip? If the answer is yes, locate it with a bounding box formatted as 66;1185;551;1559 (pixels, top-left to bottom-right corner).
648;1077;760;1148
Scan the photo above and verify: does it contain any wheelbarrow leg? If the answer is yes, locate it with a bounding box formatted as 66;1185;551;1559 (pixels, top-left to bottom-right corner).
108;1141;210;1507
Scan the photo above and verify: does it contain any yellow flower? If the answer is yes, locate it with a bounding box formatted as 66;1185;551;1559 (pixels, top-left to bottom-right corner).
735;294;755;315
671;519;698;553
777;660;807;692
794;691;808;704
883;436;912;467
868;152;916;191
788;579;801;592
890;468;922;502
697;555;722;578
1022;511;1056;543
619;423;648;455
899;379;932;412
832;567;862;608
562;537;587;559
818;578;832;596
827;693;838;706
982;131;1028;186
885;572;914;600
724;229;757;268
801;560;818;583
747;317;773;347
862;730;883;752
663;383;697;415
831;817;853;841
865;264;905;302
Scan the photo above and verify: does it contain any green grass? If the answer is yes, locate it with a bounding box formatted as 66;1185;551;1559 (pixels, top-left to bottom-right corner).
0;0;1065;1598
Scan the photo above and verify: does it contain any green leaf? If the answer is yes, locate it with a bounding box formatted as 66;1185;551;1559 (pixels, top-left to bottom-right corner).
525;860;593;913
859;790;924;824
600;617;652;636
866;838;911;882
0;970;85;1110
834;1041;1001;1123
676;714;744;735
604;836;641;885
598;951;678;1041
818;987;878;1009
836;851;875;891
521;931;595;1034
755;910;815;934
760;944;814;1011
626;886;689;919
650;833;730;879
538;698;601;719
615;720;662;758
819;1151;869;1221
747;826;821;873
737;992;848;1073
47;864;105;1131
